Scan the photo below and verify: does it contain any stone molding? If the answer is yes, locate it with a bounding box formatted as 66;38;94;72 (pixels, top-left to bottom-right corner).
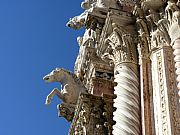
150;46;180;135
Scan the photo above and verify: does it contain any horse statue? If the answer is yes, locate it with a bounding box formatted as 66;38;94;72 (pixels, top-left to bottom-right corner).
66;0;119;30
66;10;89;30
43;68;87;105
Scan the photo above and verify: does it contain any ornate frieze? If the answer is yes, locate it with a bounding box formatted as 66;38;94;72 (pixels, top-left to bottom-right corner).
150;46;180;135
69;93;115;135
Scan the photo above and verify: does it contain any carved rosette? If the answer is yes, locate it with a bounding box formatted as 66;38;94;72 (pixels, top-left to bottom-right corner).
102;24;141;135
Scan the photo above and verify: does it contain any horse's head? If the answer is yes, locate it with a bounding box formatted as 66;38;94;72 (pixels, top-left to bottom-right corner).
66;17;84;30
43;68;64;83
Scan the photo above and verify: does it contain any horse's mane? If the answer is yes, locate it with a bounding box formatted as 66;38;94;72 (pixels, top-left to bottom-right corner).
59;68;83;85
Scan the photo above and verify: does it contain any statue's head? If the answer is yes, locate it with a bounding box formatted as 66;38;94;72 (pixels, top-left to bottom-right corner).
43;68;64;82
66;17;83;30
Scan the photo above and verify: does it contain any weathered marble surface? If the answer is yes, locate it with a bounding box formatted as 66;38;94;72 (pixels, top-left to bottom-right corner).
43;0;180;134
43;68;87;121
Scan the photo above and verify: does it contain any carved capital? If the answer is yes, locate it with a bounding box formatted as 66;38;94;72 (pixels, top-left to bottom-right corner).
151;18;171;50
102;23;138;66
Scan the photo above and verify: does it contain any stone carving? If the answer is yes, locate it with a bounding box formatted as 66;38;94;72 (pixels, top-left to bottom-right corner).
134;6;154;135
156;52;169;135
43;68;88;121
43;68;87;105
78;28;96;47
134;6;151;58
136;18;150;56
164;0;180;103
165;1;180;25
66;0;121;30
141;0;166;11
102;23;138;64
66;10;89;30
57;103;75;122
172;39;180;97
81;0;96;10
151;19;170;48
165;0;180;41
101;23;140;135
150;47;180;135
113;64;140;135
146;9;160;32
43;0;180;134
69;93;115;135
66;0;96;30
81;0;119;9
165;50;180;134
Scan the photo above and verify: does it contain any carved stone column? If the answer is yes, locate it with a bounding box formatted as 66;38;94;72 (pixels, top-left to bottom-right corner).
164;0;180;104
172;39;180;100
150;45;180;135
113;63;140;135
103;24;141;135
166;3;180;134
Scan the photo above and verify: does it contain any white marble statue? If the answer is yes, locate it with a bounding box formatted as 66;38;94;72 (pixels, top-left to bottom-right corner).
81;0;117;9
43;68;87;105
66;0;119;30
66;10;89;30
81;0;97;9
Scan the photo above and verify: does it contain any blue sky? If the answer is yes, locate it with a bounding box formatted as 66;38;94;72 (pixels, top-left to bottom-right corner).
0;0;84;135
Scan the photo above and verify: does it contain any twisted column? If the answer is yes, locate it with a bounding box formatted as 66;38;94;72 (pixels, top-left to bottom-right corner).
172;38;180;101
102;24;141;135
113;63;140;135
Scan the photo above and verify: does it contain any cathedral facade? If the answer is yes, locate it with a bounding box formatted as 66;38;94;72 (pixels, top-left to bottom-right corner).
44;0;180;134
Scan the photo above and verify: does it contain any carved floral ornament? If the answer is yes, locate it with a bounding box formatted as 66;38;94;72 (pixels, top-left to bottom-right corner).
151;18;171;49
102;23;137;66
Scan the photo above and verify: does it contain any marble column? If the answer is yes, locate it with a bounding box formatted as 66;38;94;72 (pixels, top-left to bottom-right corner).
172;38;180;101
113;63;141;135
103;25;141;135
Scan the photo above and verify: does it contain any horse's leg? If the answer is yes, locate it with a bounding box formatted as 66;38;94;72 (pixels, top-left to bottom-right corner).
45;88;63;105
